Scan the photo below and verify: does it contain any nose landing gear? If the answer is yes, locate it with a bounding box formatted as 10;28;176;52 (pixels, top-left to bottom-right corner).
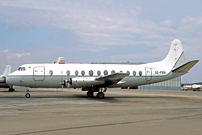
25;90;31;98
25;93;31;98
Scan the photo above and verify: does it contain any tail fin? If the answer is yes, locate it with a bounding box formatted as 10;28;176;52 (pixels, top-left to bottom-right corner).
55;57;65;64
162;39;186;68
2;65;11;76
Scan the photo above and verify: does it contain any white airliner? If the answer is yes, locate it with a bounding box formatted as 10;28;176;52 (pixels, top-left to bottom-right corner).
182;84;202;91
0;39;199;99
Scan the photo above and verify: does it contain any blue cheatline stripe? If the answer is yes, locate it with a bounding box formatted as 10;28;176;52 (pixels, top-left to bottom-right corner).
0;82;6;83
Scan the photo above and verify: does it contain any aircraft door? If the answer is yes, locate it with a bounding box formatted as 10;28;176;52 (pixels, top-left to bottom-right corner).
33;66;45;81
145;67;152;81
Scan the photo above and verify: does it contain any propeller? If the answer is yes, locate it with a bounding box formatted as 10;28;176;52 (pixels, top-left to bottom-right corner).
60;78;72;90
59;80;66;91
65;78;72;88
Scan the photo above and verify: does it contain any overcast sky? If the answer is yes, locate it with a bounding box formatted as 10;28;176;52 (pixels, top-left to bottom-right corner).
0;0;201;83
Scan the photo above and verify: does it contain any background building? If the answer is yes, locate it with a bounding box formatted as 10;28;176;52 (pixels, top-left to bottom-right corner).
138;77;181;90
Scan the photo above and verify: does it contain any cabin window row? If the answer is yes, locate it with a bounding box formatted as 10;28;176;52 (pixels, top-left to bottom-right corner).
63;70;143;76
49;70;143;76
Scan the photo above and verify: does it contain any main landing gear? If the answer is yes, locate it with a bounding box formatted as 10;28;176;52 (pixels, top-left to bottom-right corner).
87;91;94;97
8;88;15;92
86;88;107;99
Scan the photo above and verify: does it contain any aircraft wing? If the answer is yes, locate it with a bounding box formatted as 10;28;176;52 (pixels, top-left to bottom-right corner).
172;60;199;73
96;73;129;83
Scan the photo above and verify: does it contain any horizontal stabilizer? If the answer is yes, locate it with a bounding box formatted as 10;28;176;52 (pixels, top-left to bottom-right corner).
96;73;129;83
172;60;199;73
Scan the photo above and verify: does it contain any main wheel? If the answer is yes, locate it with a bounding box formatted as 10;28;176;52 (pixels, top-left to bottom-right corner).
8;88;15;92
25;93;31;98
87;91;94;97
97;92;105;99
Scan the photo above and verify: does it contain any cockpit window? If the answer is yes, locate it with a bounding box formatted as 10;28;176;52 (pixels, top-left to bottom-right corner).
18;67;26;71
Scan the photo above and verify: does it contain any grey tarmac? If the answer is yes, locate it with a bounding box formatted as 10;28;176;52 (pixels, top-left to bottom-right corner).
0;88;202;135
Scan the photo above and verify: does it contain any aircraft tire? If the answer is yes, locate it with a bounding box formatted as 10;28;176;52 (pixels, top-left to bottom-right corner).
25;93;31;98
87;91;94;97
8;88;15;92
97;92;105;99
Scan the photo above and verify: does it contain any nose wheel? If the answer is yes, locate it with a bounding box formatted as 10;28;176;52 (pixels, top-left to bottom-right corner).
25;93;31;98
25;90;31;98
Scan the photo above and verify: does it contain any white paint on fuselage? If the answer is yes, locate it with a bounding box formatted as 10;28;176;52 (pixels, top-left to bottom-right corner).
6;61;185;88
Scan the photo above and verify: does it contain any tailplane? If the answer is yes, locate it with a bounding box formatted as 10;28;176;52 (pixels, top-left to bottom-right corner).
172;60;199;73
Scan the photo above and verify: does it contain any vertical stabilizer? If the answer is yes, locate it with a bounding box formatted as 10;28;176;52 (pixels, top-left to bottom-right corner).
55;57;65;64
2;65;11;76
162;39;186;68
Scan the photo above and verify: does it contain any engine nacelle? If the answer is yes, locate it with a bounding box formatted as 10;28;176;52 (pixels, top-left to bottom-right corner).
0;76;10;88
67;77;104;88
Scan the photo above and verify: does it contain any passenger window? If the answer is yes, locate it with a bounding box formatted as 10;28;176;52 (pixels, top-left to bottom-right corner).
89;70;93;76
66;70;70;76
104;70;108;75
139;71;142;76
120;71;123;73
127;71;130;75
111;70;115;74
97;71;101;76
75;70;79;76
133;71;136;76
81;70;85;76
49;70;53;76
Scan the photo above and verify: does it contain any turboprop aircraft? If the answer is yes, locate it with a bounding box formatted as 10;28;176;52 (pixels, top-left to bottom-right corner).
1;39;199;99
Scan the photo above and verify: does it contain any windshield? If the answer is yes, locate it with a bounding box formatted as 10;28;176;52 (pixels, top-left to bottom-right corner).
18;67;26;71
